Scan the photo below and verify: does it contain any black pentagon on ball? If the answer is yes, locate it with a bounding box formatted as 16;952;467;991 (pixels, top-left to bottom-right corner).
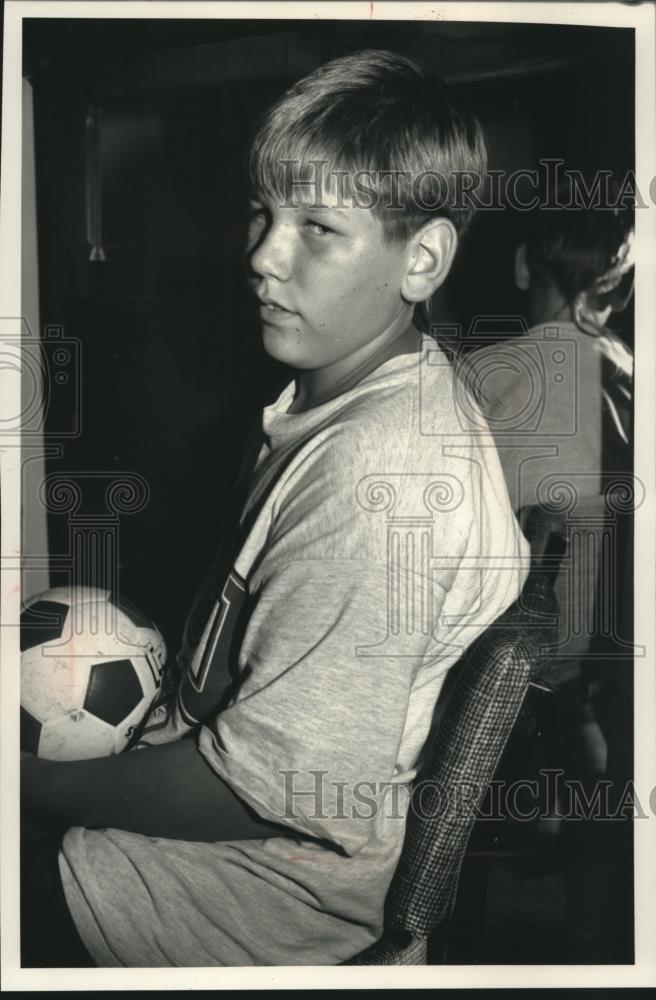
21;706;42;754
83;659;144;726
20;600;68;651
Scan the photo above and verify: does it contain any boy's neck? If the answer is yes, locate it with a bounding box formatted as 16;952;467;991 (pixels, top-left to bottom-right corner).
288;320;422;415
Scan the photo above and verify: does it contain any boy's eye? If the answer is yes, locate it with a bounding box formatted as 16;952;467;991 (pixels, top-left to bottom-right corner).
305;219;334;236
248;203;268;224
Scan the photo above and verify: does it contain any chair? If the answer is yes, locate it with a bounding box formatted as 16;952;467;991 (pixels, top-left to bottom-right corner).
344;568;559;965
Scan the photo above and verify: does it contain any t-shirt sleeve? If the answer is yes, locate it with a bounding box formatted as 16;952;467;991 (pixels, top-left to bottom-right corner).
197;430;474;856
198;558;415;854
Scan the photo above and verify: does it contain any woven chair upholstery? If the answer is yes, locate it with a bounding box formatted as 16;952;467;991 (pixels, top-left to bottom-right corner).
344;570;558;964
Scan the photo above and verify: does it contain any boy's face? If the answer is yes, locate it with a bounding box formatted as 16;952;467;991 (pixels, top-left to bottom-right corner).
246;184;413;371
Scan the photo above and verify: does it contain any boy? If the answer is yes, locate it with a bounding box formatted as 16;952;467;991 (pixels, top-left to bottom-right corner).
21;50;528;967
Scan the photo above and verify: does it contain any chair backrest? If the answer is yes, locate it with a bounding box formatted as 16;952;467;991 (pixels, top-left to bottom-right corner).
383;569;558;940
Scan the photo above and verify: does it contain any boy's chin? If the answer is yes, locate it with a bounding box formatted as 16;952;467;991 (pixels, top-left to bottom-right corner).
260;324;308;367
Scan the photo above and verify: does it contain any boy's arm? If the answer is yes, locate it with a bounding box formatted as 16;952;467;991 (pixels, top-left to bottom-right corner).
21;739;292;843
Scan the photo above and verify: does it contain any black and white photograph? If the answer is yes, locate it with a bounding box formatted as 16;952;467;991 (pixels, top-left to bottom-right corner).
1;0;655;989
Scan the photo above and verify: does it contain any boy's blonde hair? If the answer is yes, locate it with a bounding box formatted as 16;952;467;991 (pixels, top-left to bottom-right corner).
249;49;487;244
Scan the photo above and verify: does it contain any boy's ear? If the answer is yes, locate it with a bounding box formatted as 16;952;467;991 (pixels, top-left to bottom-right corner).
514;243;530;291
401;218;458;303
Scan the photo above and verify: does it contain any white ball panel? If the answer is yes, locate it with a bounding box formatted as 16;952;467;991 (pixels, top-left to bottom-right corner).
21;648;91;720
38;711;119;761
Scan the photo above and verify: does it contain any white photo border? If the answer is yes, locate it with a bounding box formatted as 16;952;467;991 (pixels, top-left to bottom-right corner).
1;0;655;990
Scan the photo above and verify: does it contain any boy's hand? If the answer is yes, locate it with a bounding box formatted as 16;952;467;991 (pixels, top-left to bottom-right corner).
20;749;38;782
21;752;66;846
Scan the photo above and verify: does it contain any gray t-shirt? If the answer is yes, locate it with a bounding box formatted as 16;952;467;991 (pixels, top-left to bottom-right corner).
59;334;528;966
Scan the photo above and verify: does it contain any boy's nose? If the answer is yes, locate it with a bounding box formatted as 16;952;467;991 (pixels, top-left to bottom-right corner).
249;221;295;282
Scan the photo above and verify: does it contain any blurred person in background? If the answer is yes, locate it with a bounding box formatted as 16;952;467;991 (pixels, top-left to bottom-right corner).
460;187;634;958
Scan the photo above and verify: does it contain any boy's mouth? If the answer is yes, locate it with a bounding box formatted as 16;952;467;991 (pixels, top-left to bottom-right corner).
258;297;298;320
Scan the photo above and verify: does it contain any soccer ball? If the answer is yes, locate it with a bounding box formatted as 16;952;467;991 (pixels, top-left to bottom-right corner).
21;586;167;761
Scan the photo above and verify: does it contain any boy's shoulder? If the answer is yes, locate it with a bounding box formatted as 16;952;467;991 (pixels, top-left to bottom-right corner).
332;337;471;450
259;337;494;529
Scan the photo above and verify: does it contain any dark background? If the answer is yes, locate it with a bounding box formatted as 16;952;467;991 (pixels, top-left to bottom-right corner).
23;18;635;964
